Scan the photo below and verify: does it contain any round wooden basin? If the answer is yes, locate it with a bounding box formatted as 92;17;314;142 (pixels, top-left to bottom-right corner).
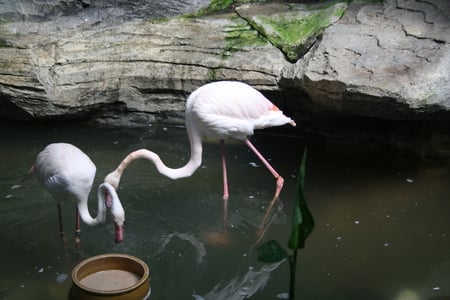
70;253;150;300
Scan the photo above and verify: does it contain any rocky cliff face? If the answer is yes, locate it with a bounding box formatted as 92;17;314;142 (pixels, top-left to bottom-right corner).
282;0;450;119
0;0;449;156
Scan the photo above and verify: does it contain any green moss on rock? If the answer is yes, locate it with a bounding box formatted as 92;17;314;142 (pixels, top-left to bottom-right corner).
222;21;267;58
186;0;270;18
236;1;348;62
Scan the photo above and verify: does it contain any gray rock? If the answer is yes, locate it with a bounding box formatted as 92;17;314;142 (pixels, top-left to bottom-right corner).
0;0;449;156
0;0;210;22
281;0;450;120
0;5;286;123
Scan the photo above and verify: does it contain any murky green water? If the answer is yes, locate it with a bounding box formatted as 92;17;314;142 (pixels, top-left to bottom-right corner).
0;121;449;300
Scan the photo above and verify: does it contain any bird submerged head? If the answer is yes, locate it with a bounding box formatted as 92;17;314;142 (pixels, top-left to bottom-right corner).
99;182;125;243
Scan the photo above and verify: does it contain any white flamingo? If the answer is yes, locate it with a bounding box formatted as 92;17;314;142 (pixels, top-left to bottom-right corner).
34;143;125;242
104;81;296;206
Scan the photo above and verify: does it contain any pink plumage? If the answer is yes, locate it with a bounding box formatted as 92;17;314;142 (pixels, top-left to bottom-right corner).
34;143;125;242
187;81;295;140
105;81;296;203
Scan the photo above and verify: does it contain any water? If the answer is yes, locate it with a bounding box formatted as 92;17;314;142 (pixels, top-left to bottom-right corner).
0;121;449;300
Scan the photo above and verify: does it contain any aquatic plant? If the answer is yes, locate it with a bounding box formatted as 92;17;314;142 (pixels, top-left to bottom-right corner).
257;149;314;300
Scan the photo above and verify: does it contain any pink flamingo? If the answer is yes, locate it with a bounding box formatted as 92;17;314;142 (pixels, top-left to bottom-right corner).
104;81;296;206
34;143;125;242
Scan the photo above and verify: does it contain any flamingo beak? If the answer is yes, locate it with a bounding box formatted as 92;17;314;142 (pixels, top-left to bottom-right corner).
115;223;124;243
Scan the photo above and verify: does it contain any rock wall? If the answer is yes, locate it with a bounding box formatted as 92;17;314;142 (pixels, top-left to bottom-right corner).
0;1;288;125
0;0;449;156
281;0;450;120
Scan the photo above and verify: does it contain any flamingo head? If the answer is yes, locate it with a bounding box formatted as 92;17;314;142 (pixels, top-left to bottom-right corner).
100;182;125;243
110;199;125;243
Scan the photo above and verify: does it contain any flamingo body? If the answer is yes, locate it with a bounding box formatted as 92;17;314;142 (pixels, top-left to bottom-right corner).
105;81;296;203
187;81;294;140
35;143;125;242
35;143;96;211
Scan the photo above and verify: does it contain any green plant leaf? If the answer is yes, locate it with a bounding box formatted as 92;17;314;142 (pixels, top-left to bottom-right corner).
257;240;288;263
288;149;315;250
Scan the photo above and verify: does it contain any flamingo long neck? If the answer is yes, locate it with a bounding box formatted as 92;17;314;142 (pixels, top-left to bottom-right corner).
107;122;203;188
76;188;107;226
99;183;124;223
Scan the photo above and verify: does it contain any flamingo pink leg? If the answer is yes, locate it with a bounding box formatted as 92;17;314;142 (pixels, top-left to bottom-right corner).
221;140;229;200
244;139;284;203
75;207;81;237
220;140;230;225
245;139;285;236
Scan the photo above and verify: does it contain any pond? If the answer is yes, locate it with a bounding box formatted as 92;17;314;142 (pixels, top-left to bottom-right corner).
0;121;449;300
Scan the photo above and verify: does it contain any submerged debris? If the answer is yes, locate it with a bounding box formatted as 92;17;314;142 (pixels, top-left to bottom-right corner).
56;273;69;283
